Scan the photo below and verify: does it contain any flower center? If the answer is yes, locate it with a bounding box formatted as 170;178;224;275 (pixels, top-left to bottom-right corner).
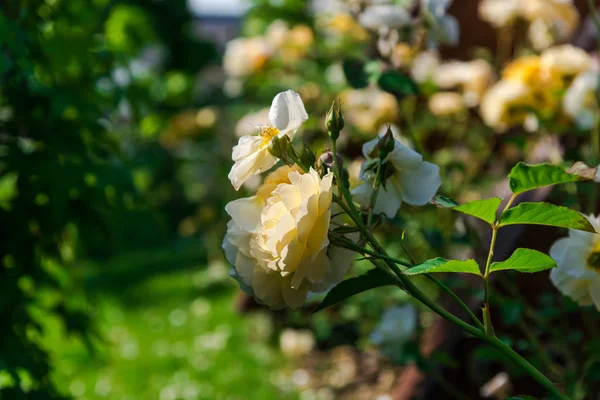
260;125;279;147
588;249;600;271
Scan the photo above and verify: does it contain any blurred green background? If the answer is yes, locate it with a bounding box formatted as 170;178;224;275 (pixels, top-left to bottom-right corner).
0;1;303;398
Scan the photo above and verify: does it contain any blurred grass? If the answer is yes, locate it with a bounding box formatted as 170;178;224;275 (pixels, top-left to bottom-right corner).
38;245;297;399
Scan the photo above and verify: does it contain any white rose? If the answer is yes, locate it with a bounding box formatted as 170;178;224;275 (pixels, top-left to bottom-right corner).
359;5;411;31
352;137;442;218
549;215;600;311
224;167;356;309
228;90;308;190
563;69;599;129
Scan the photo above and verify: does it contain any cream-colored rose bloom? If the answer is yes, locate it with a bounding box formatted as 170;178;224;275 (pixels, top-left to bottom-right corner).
223;37;272;78
479;0;521;27
428;92;465;116
435;60;494;106
352;137;442;218
540;45;592;77
359;5;411;31
480;80;532;131
410;50;440;83
339;88;399;135
522;0;578;50
550;215;600;311
229;90;308;190
224;167;356;309
563;69;599;129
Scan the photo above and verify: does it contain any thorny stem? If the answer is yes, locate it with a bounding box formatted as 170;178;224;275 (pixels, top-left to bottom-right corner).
329;135;569;399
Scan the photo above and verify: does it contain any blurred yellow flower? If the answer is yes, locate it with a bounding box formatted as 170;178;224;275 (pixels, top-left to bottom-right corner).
428;92;465;116
480;81;533;132
223;37;272;78
323;13;369;43
265;20;314;62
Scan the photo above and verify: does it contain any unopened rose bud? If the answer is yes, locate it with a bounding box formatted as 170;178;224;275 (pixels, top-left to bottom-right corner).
377;125;396;160
326;100;344;140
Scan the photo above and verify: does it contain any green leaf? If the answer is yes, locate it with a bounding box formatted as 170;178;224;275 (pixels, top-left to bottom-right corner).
342;59;369;89
377;70;419;98
508;162;584;194
404;258;482;276
505;396;537;400
454;198;502;225
498;202;596;232
431;195;459;208
313;269;396;312
490;248;557;274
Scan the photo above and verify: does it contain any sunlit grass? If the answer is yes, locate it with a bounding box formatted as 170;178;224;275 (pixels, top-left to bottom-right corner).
41;250;297;399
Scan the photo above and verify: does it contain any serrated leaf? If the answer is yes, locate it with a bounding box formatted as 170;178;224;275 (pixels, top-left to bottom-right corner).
404;258;482;276
342;59;369;89
431;195;458;208
508;162;585;194
498;202;596;232
490;248;557;274
313;268;396;312
454;197;502;225
377;70;419;98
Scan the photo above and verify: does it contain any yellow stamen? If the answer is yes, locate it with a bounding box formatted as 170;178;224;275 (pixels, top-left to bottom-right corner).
260;125;279;148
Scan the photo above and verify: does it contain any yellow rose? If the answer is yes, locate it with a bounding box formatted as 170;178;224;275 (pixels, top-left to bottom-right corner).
224;167;355;309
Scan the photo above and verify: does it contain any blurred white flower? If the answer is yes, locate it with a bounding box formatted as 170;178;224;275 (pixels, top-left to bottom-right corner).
421;0;459;47
359;5;411;31
223;37;272;78
339;88;398;134
428;92;465;116
563;69;599;129
280;329;315;357
370;305;417;358
228;90;308;190
352;137;442;218
479;0;520;27
550;215;600;311
410;50;440;83
479;0;579;50
480;80;532;132
540;45;593;77
435;60;494;107
224;167;356;309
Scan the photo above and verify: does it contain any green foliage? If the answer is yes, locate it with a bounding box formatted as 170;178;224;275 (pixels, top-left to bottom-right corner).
0;1;218;397
404;258;482;276
508;162;585;194
313;269;397;312
499;202;596;232
377;70;419;99
454;198;502;225
431;195;459;208
490;248;556;274
342;59;369;89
